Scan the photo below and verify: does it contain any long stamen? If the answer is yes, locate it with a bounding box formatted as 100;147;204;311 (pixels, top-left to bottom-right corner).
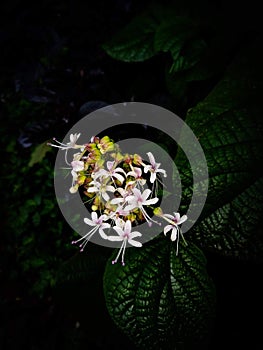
72;225;98;245
141;206;160;227
121;239;127;266
112;240;125;264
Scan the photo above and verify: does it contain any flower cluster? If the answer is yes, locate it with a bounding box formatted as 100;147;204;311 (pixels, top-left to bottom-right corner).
49;133;187;265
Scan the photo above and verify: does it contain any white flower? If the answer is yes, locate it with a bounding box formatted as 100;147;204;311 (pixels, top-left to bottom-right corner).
72;212;110;251
125;188;159;226
93;161;126;184
48;133;83;165
163;212;187;254
143;152;167;183
69;160;85;193
71;160;84;172
87;180;115;201
107;220;142;266
126;166;146;186
110;187;131;205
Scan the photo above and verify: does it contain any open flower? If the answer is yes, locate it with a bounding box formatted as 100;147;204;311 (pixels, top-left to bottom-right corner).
143;152;167;183
72;212;110;251
87;180;115;201
162;212;187;254
93;160;126;184
107;220;142;266
125;188;159;226
48;133;83;165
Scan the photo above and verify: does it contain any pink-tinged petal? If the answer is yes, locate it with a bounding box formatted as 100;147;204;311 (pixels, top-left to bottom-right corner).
107;235;123;241
173;213;181;222
150;172;156;183
126;195;136;203
132;187;141;198
163;213;174;220
113;226;124;236
144;197;159;206
84;217;96;226
147;152;156;166
91;211;98;222
107;161;115;171
171;227;178;241
128;239;142;247
124;220;132;234
164;224;173;235
125;204;137;211
178;215;187;225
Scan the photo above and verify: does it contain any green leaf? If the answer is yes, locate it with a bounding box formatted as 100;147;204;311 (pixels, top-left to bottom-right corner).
154;17;194;60
169;38;207;73
102;13;159;62
28;141;51;167
176;40;263;260
103;238;216;349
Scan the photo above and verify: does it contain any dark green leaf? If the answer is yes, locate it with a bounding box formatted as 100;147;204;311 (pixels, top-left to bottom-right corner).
104;238;216;349
154;17;194;60
102;13;159;62
176;40;263;260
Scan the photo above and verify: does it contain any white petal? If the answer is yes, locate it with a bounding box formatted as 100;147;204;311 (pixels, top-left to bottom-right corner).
110;197;124;205
132;187;141;198
150;172;156;183
87;187;98;193
142;189;152;201
173;213;181;222
106;185;115;193
147;152;156;166
178;215;187;225
157;169;167;176
107;235;123;242
114;167;127;175
126;195;136;203
129;231;142;239
124;220;131;234
128;239;142;247
143;197;159;206
164;225;173;235
91;211;98;222
125;204;137;211
112;173;124;183
171;227;178;241
84;217;96;226
143;165;151;173
102;192;110;201
99;229;109;240
113;226;124;236
163;213;174;220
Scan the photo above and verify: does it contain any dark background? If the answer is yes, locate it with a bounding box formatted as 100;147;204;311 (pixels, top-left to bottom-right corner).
0;0;262;349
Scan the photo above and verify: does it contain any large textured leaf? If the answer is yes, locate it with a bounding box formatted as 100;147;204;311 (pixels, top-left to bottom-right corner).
154;17;195;61
102;13;158;62
176;40;263;260
103;238;216;349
